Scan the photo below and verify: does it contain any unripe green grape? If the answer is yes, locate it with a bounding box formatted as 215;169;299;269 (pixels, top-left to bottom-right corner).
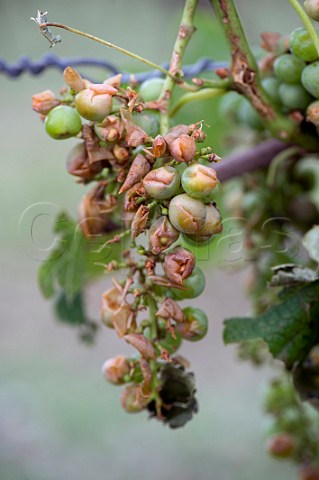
264;378;296;414
75;89;113;121
273;54;306;84
143;166;180;200
278;82;313;110
199;204;223;236
182;205;221;246
181;164;218;202
110;97;124;113
139;77;165;102
218;91;242;121
158;327;182;354
276;407;304;432
132;111;160;138
290;27;318;62
45;105;82;139
237;98;264;130
302;61;319;98
144;320;182;354
168;193;206;234
182;233;214;246
304;0;319;21
261;76;282;106
177;306;208;341
170;266;206;300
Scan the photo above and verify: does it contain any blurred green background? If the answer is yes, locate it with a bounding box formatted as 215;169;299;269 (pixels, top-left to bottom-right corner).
0;1;304;479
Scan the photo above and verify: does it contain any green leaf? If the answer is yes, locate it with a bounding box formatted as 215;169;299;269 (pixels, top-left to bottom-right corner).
53;290;99;344
38;256;58;298
38;212;86;299
224;280;319;368
54;290;86;325
38;210;127;301
303;225;319;264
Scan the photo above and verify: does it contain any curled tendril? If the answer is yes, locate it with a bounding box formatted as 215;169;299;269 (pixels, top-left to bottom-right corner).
0;54;227;84
30;11;62;48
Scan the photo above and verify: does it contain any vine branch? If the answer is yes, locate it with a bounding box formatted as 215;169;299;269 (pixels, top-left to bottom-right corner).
171;87;226;116
159;0;199;134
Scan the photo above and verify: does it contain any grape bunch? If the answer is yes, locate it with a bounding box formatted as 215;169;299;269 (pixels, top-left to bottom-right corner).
220;4;319;135
264;373;319;479
32;68;223;427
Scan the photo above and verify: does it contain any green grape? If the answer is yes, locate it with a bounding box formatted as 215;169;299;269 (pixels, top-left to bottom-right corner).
198;204;223;236
181;204;222;248
181;163;218;202
261;76;282;106
178;307;208;341
110;97;124;113
264;378;297;414
75;89;113;121
182;233;214;246
45;105;82;140
218;91;242;121
278;82;313;110
132;111;160;138
238;98;264;130
273;54;305;84
290;27;318;62
304;0;319;21
143;166;180;200
158;328;182;354
168;193;206;234
301;61;319;98
139;78;165;102
169;266;206;300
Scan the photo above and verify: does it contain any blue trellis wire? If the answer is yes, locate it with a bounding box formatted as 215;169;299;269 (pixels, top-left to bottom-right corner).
0;53;228;83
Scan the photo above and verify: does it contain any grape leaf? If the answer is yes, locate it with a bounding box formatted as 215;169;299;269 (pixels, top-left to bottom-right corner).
38;212;86;299
53;290;99;343
38;211;125;300
224;280;319;368
54;290;86;325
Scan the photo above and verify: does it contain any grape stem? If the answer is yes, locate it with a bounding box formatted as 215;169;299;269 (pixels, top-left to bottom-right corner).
41;22;176;79
147;294;158;339
171;87;226;116
288;0;319;56
159;0;199;134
